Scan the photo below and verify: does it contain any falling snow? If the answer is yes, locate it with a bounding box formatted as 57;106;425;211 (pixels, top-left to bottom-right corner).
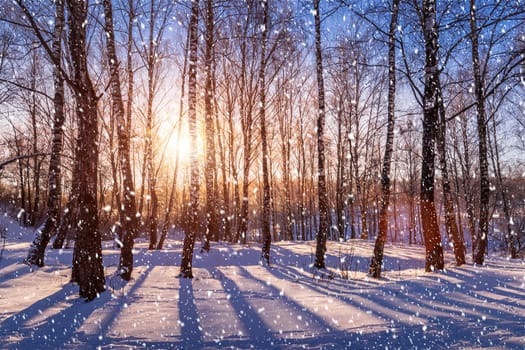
1;214;524;349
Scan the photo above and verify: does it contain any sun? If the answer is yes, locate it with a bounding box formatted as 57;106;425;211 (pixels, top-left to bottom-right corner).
165;132;193;165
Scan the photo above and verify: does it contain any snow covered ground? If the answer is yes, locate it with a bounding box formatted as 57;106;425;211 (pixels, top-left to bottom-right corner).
1;212;524;349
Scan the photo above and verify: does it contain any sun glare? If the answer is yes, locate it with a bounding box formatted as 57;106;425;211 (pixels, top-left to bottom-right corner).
166;133;193;164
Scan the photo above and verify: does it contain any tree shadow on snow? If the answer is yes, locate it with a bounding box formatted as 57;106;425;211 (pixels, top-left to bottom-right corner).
0;283;110;349
177;278;204;349
0;265;156;349
263;261;525;349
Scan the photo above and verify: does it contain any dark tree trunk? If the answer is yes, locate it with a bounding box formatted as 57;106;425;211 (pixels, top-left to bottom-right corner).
459;115;477;244
203;0;218;252
180;0;200;278
489;109;517;258
370;0;399;278
52;165;79;250
126;0;134;149
67;0;105;300
421;0;444;272
239;158;251;244
469;0;489;265
313;0;329;269
299;115;307;241
25;0;65;267
335;101;346;242
437;84;466;265
228;103;240;243
108;111;122;239
237;94;253;245
103;0;139;280
30;62;41;224
10;128;27;226
278;80;293;241
259;0;271;265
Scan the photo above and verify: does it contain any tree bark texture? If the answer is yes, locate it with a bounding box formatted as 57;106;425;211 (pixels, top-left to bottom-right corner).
259;0;271;265
489;115;517;258
421;0;444;272
144;0;159;250
469;0;490;265
180;0;200;278
67;0;105;300
103;0;139;280
313;0;329;269
25;0;65;267
203;0;218;252
437;83;466;265
370;0;399;278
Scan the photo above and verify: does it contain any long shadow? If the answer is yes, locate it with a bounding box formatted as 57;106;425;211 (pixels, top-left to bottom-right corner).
75;265;155;345
273;258;525;323
237;266;352;339
270;244;424;288
491;283;525;300
0;262;38;287
0;243;52;285
178;278;204;349
0;283;77;332
395;269;525;319
267;264;431;321
59;320;525;350
314;266;524;348
206;266;282;348
265;264;524;349
216;264;476;349
405;282;525;326
0;265;157;349
97;319;524;350
1;283;112;350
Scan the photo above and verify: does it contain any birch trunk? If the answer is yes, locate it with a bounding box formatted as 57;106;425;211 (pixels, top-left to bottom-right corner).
259;0;271;265
370;0;399;278
103;0;139;280
437;84;466;265
313;0;329;269
67;0;105;300
203;0;218;252
421;0;444;272
25;0;65;267
180;0;200;278
469;0;490;265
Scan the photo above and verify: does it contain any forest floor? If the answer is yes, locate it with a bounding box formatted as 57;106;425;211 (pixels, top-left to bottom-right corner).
1;212;524;349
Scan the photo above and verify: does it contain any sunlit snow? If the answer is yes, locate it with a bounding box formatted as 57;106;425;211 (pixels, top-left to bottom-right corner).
0;214;524;349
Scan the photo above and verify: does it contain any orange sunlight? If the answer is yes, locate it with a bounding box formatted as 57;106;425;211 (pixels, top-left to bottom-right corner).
165;132;193;165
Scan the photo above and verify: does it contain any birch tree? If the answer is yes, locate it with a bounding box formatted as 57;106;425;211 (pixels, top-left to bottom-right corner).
180;0;200;278
102;0;139;281
259;0;271;265
370;0;399;278
469;0;489;265
313;0;329;269
420;0;444;272
25;0;65;267
15;0;105;300
202;0;218;252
